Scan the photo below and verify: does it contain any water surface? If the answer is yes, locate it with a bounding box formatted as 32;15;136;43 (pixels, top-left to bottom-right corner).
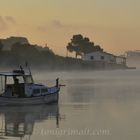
0;69;140;140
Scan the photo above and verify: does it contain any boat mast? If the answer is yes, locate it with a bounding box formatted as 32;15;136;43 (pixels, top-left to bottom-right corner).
25;62;34;83
4;76;7;92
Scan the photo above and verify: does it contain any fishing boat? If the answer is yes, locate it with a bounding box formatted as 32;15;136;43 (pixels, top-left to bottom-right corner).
0;65;60;106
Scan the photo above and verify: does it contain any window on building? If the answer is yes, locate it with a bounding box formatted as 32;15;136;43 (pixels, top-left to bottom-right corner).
90;56;94;60
101;56;104;60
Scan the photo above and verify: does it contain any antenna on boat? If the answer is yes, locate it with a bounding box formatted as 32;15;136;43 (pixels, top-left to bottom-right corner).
25;61;34;83
19;65;23;71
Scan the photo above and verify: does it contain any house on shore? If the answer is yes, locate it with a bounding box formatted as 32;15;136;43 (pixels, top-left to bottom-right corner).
125;50;140;68
82;51;126;66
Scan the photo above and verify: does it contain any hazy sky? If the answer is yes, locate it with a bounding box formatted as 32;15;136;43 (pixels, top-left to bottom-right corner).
0;0;140;55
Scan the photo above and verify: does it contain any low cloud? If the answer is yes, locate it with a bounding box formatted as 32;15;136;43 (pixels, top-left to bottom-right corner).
37;20;74;32
37;25;47;32
0;16;16;31
0;16;8;31
5;16;16;25
51;20;65;28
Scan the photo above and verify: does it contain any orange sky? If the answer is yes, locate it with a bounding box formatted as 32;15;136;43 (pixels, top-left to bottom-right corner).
0;0;140;56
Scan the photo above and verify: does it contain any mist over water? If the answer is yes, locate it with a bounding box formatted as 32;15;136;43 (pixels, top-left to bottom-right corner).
0;69;140;140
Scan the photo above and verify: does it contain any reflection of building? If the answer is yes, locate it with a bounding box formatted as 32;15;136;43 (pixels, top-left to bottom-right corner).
0;104;60;140
82;51;126;65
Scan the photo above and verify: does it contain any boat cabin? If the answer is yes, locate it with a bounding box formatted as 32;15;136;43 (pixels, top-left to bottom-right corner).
0;70;34;97
0;68;59;99
0;65;60;105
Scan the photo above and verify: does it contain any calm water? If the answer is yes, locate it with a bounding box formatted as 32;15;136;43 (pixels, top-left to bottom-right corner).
0;69;140;140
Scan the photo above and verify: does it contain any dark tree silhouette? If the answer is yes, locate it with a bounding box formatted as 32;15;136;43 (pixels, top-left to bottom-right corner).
66;34;103;58
11;42;39;56
0;40;3;52
10;42;56;65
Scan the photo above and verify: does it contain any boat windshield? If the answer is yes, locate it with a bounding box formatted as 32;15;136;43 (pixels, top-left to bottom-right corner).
6;76;24;84
24;75;33;84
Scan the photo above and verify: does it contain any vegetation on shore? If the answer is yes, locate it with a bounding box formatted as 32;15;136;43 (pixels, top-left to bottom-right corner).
66;34;103;58
0;35;126;70
0;37;91;70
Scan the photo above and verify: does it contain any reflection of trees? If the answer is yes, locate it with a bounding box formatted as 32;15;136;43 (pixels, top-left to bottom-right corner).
0;104;60;140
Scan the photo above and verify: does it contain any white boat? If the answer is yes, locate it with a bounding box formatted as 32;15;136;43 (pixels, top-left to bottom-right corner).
0;65;60;106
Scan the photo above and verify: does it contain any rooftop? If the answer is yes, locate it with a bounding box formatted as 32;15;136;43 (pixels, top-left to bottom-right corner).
0;71;30;76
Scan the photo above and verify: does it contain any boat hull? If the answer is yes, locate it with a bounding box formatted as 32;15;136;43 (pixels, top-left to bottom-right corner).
0;92;59;106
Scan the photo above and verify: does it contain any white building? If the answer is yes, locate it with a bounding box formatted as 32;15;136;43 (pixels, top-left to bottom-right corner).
126;50;140;57
82;51;116;63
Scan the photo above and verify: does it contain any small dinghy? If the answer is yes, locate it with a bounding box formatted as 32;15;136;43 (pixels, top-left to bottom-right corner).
0;65;60;106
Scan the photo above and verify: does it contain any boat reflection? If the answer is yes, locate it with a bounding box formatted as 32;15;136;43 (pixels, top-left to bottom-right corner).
0;103;60;140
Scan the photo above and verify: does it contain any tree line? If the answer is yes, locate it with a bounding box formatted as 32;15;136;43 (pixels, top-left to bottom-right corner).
0;34;104;70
